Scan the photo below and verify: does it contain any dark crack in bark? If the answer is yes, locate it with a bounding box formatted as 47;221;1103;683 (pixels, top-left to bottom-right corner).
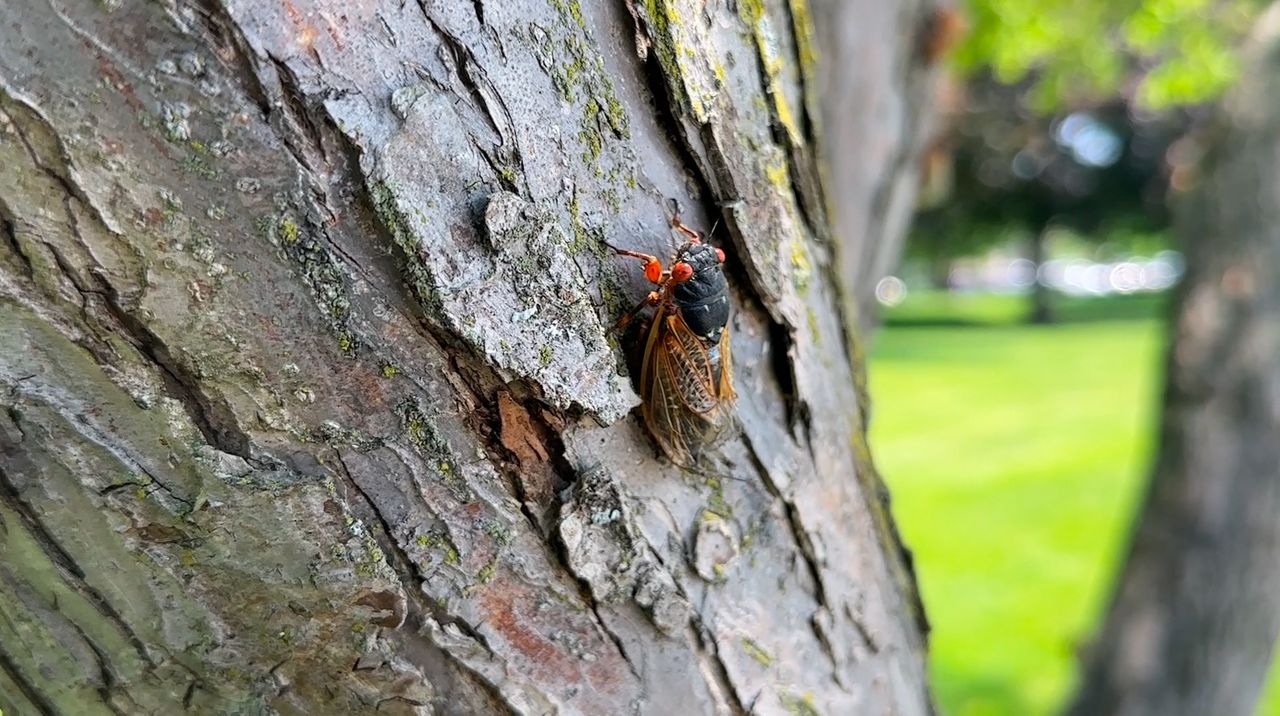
328;450;517;714
2;88;250;464
0;204;33;281
688;622;749;716
0;460;154;669
740;426;827;608
0;647;57;716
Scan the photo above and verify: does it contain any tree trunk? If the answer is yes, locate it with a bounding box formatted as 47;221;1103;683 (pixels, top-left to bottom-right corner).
1067;8;1280;716
0;0;938;713
817;2;943;332
1027;228;1054;325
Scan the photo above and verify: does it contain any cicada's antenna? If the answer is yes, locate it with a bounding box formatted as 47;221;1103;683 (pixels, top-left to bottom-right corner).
664;197;684;254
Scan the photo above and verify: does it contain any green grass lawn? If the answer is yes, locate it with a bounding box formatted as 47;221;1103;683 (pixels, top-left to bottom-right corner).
867;290;1280;716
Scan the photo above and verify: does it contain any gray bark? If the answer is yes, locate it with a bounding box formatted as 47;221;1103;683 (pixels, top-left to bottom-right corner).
818;3;941;331
0;0;938;713
1067;8;1280;716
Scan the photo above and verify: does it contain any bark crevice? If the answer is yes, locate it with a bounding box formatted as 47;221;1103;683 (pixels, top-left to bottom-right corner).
0;461;155;671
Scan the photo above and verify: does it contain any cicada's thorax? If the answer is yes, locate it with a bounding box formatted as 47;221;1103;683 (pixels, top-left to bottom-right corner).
670;241;730;344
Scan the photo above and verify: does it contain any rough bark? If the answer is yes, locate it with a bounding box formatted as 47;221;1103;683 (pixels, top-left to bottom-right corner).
1067;8;1280;716
0;0;938;713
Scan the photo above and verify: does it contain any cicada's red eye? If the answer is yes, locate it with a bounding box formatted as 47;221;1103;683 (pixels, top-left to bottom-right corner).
671;262;694;282
715;247;725;263
644;259;663;283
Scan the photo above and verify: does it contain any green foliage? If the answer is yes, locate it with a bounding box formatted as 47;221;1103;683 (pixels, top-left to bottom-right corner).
955;0;1262;109
1265;663;1280;716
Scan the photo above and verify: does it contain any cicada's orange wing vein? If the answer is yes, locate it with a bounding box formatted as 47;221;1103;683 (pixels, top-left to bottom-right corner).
661;314;719;414
637;300;669;404
715;324;736;402
650;347;696;463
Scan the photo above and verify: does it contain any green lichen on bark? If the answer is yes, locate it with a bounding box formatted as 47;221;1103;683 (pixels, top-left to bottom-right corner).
264;214;359;356
540;1;630;142
395;399;470;498
738;0;804;146
415;531;462;566
367;179;448;321
527;0;637;217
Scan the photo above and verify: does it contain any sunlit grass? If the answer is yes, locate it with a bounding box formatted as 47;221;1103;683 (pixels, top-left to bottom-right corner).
1264;661;1280;716
865;290;1277;715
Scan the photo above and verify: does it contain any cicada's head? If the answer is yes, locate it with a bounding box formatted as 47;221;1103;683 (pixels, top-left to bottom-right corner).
669;240;725;284
670;241;730;343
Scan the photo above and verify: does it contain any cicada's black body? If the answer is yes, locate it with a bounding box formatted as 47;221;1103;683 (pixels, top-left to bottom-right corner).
670;241;731;344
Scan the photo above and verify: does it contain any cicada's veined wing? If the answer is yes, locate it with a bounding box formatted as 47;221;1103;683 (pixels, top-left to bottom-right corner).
696;322;739;450
637;301;670;407
715;323;736;402
660;314;719;414
640;308;736;466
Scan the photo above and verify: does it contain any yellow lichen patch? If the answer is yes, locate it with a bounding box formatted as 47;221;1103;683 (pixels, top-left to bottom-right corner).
790;239;813;294
740;0;804;146
642;0;720;122
806;306;821;344
550;0;586;30
788;0;820;72
765;154;792;191
772;90;803;147
416;531;462;566
476;557;497;584
738;0;764;24
788;0;821;137
741;636;775;667
779;691;822;716
279;216;300;245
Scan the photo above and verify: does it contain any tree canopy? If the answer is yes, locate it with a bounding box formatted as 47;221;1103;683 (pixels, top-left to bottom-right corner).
956;0;1262;110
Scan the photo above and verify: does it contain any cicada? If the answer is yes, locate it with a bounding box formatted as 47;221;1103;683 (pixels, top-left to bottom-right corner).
609;218;737;466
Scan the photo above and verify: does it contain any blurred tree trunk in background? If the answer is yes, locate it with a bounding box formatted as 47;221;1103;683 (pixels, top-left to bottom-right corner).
1027;228;1055;324
1067;7;1280;716
0;0;941;713
819;4;945;330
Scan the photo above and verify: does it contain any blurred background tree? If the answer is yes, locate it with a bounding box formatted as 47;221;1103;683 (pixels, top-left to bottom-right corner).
913;83;1186;322
1067;6;1280;715
911;0;1261;322
872;1;1280;715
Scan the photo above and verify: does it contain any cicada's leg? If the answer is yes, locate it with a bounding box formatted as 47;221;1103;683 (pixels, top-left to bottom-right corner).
603;241;665;284
671;215;701;243
612;290;663;334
